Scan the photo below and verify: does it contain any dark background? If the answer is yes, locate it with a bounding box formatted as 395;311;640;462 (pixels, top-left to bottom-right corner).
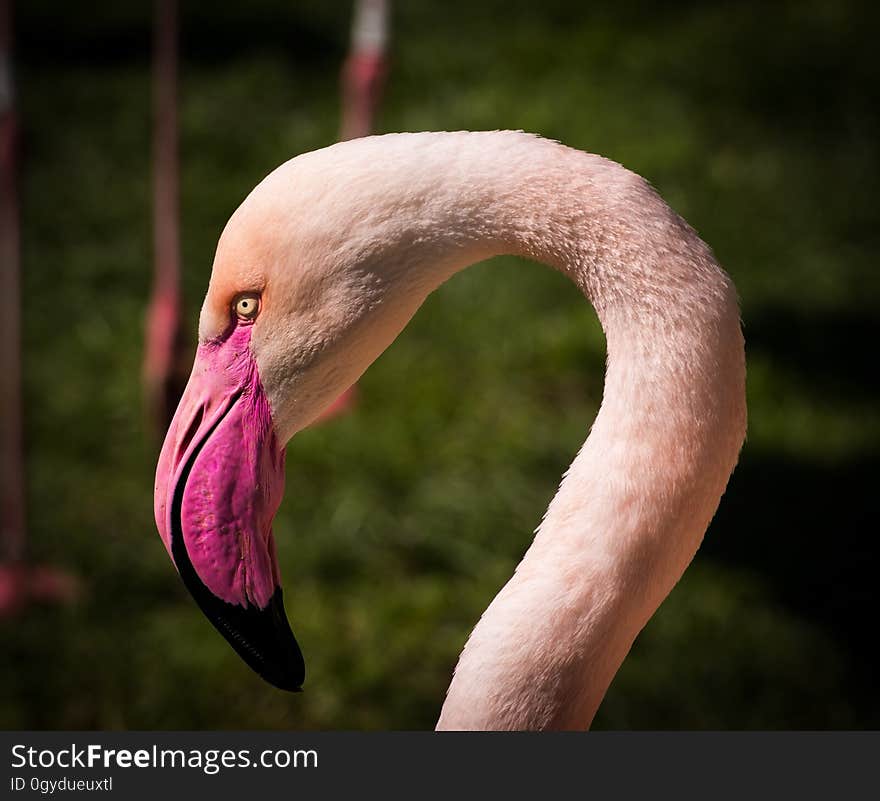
1;0;877;728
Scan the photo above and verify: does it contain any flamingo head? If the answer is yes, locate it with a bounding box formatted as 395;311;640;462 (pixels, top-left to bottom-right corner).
153;137;442;691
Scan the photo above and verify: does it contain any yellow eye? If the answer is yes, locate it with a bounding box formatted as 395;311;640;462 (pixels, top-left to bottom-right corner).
234;294;260;321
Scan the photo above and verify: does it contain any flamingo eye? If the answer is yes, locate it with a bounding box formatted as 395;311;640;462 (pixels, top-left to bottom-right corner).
234;294;260;321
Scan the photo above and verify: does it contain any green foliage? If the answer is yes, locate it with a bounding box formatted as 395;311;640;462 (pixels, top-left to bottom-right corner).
2;0;877;728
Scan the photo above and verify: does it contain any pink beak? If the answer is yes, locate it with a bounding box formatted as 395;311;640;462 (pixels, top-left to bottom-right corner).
154;324;304;691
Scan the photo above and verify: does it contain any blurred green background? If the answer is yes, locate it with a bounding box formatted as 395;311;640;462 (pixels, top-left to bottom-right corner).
2;0;878;729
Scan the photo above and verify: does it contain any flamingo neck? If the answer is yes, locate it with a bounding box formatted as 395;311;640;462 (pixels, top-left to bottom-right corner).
345;133;747;730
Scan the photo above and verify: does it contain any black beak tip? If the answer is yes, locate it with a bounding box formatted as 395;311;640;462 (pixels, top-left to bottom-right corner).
204;586;306;693
251;588;306;692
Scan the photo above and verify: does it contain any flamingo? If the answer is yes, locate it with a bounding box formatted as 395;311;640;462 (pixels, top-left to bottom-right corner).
153;131;747;730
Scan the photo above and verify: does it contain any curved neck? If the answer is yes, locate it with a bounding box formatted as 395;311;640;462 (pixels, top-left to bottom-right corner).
356;134;747;730
256;132;747;729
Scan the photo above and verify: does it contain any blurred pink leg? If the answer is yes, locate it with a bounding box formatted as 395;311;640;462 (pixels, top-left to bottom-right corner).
0;0;79;616
144;0;188;434
313;1;390;427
